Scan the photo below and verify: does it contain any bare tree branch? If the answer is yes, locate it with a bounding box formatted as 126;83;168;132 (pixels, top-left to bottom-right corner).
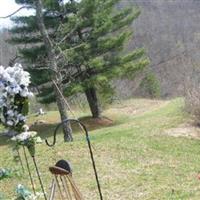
0;6;33;19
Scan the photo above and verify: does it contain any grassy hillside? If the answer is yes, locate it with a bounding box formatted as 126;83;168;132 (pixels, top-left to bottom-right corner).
1;98;200;199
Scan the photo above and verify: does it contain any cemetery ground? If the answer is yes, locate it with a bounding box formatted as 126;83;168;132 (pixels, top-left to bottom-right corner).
1;98;200;199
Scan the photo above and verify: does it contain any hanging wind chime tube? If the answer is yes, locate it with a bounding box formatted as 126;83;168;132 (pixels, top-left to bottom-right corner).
45;119;104;200
48;159;83;200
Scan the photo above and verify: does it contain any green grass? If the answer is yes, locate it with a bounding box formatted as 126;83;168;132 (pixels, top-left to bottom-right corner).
1;98;200;199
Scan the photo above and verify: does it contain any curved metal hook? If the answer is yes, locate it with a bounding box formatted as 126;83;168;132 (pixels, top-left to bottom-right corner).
45;119;88;147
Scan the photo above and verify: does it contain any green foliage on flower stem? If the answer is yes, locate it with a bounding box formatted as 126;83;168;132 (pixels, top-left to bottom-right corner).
12;95;29;132
0;168;12;180
10;0;149;105
21;99;29;116
15;184;33;200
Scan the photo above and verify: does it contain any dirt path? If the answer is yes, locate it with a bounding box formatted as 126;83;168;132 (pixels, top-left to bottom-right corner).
164;122;200;139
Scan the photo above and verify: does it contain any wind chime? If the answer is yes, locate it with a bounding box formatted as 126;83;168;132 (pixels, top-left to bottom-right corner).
48;159;83;200
45;119;104;200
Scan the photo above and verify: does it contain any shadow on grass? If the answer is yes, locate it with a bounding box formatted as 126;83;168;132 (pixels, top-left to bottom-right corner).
31;116;114;139
0;116;115;146
0;135;11;146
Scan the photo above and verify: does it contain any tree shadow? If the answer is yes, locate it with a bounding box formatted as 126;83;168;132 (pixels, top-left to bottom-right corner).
0;116;114;146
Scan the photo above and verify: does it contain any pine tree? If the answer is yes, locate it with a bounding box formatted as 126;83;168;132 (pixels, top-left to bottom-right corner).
59;0;149;117
10;0;73;141
9;0;77;105
9;0;149;119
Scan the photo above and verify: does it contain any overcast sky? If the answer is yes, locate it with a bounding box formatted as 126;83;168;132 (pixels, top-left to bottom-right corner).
0;0;76;29
0;0;33;29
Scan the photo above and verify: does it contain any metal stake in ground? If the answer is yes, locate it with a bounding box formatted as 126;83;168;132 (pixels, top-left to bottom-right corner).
22;146;36;195
32;156;48;200
16;148;25;172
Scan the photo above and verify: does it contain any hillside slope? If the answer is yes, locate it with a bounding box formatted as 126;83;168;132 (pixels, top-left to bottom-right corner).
1;98;200;199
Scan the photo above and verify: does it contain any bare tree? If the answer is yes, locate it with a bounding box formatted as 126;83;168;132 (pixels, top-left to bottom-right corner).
35;0;73;142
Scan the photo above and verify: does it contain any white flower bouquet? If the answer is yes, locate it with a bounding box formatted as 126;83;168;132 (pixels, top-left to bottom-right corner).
0;63;33;131
11;126;42;157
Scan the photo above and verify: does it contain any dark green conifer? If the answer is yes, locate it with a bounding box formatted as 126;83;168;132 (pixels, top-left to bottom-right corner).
10;0;149;118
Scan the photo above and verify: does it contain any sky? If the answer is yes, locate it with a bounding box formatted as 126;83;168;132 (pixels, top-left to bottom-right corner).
0;0;34;28
0;0;76;29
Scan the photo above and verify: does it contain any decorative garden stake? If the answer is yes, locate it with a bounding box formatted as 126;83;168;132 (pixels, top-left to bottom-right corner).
22;146;36;195
12;127;47;200
46;119;104;200
16;148;25;172
32;156;48;200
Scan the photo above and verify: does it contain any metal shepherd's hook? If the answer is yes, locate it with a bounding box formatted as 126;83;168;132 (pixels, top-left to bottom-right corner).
45;119;104;200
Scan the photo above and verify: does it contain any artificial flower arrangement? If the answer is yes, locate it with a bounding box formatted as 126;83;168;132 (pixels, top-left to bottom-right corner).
0;63;32;131
11;125;42;157
15;184;43;200
0;168;12;180
0;63;41;157
0;64;45;200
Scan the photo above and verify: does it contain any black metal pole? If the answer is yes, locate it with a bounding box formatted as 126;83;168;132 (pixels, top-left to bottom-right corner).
45;119;104;200
85;132;103;200
16;148;25;172
22;146;36;195
32;156;48;200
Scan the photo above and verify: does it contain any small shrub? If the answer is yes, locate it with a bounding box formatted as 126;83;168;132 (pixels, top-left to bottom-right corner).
184;83;200;121
140;72;161;98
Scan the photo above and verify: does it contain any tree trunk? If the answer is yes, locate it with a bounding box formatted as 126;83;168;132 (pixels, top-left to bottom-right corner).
35;0;73;142
85;87;101;118
54;83;73;142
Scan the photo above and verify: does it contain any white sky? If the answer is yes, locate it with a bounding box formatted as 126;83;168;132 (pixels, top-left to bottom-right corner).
0;0;34;28
0;0;78;29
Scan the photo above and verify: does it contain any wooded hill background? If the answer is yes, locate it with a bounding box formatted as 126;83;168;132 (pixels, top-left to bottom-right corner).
0;0;199;99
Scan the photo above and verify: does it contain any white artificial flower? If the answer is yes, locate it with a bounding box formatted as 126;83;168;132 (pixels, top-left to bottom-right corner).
0;64;33;128
17;184;23;189
35;137;43;143
0;97;5;107
12;131;37;142
23;125;29;132
20;88;29;97
7;120;14;126
28;91;34;97
13;85;21;94
2;72;11;83
7;110;15;117
17;114;26;122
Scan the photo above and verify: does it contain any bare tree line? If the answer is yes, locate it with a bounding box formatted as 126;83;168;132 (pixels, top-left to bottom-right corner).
1;0;200;98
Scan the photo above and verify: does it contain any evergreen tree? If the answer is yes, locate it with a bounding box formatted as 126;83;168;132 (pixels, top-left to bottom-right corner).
9;0;149;119
10;0;73;141
59;0;149;117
